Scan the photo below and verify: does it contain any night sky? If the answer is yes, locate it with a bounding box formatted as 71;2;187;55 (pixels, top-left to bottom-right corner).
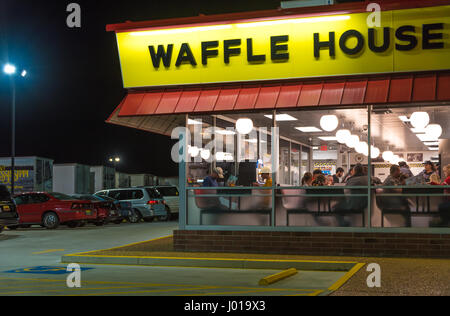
0;0;358;176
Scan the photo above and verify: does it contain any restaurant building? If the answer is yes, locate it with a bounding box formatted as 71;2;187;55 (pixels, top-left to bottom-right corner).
106;0;450;257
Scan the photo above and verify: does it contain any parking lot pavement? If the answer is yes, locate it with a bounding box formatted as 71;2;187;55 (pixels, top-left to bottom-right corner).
0;221;178;271
0;221;349;296
0;264;346;296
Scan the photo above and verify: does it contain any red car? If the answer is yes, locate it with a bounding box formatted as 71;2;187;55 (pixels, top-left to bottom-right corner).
10;192;95;229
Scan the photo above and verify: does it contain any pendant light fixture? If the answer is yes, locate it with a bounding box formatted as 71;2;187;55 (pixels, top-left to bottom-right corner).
410;112;430;129
236;118;254;135
320;115;339;132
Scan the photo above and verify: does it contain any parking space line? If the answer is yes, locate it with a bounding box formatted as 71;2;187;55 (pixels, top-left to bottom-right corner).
0;285;154;295
185;288;283;296
328;263;365;292
67;286;217;296
32;249;65;255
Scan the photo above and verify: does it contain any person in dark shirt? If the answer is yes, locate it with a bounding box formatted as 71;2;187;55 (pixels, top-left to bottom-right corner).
333;167;345;184
202;167;224;187
398;161;414;178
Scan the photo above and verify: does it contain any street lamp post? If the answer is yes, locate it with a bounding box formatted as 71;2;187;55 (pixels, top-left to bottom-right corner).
3;64;27;195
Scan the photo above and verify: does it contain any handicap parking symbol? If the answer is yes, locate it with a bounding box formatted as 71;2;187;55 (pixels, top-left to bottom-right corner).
3;266;94;275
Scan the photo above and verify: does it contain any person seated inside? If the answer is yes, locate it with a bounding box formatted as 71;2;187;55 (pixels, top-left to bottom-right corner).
255;167;272;187
312;174;326;186
312;169;323;181
399;161;414;178
202;167;224;187
431;164;450;227
419;161;438;183
301;172;313;186
333;168;345;184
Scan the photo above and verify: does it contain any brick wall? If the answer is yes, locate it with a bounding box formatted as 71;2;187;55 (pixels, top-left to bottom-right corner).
173;230;450;258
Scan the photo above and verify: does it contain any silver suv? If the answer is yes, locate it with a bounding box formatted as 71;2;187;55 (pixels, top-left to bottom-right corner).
95;187;166;223
153;186;179;220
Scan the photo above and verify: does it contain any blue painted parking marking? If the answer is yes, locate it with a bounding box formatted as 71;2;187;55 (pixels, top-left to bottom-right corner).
3;266;94;275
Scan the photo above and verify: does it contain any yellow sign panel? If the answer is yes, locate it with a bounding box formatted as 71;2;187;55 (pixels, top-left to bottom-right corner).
116;5;450;88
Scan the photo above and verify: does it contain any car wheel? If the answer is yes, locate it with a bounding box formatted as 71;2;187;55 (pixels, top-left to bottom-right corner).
67;222;79;229
42;212;60;230
128;209;142;223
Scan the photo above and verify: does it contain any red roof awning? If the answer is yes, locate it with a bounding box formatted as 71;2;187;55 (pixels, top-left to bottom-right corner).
111;71;450;118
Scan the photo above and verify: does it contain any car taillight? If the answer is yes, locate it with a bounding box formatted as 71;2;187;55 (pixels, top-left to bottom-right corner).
147;200;159;205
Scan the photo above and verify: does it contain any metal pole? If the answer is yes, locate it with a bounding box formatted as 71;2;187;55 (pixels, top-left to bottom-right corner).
11;78;16;195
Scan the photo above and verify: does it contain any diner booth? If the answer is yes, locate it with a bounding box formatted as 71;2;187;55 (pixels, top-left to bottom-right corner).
107;0;450;257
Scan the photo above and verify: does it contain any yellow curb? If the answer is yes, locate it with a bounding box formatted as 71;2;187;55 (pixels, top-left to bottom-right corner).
32;249;65;255
328;263;365;291
259;268;298;286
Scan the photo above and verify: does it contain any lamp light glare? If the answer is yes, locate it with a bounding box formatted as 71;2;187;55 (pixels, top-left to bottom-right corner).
424;124;442;139
236;118;254;135
320;115;339;132
345;135;359;148
336;129;351;144
3;64;16;75
410;112;430;129
382;151;394;162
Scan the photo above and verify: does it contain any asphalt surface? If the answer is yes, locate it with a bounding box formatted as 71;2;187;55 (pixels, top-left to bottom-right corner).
0;222;346;296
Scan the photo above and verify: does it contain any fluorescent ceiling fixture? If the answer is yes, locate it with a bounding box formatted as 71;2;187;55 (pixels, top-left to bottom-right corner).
318;136;338;141
245;139;267;144
428;147;439;151
264;114;297;121
188;119;203;125
131;24;232;36
313;147;319;150
237;15;350;28
295;127;322;133
216;129;236;135
411;127;427;134
417;134;438;142
424;142;439;146
21;70;27;77
3;64;16;75
399;116;410;122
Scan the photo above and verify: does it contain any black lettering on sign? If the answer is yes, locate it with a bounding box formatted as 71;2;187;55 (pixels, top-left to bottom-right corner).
271;35;289;61
368;27;391;53
314;32;335;58
176;43;197;67
395;25;418;51
247;38;266;63
340;30;365;55
224;39;242;64
201;41;219;65
423;23;444;49
149;44;174;68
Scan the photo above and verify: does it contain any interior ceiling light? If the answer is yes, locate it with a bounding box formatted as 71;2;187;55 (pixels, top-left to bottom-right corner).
382;151;394;162
345;135;360;148
411;127;427;134
417;133;438;142
216;129;236;135
428;147;439;151
295;127;322;133
355;141;367;154
264;114;298;121
188;146;200;157
236;118;254;135
320;115;339;132
188;119;203;125
318;136;338;141
424;142;440;146
424;124;443;139
371;146;380;159
410;112;430;129
336;129;351;144
399;116;410;122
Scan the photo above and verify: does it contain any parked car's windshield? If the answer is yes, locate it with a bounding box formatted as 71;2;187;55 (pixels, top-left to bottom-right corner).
50;192;76;201
156;186;179;197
